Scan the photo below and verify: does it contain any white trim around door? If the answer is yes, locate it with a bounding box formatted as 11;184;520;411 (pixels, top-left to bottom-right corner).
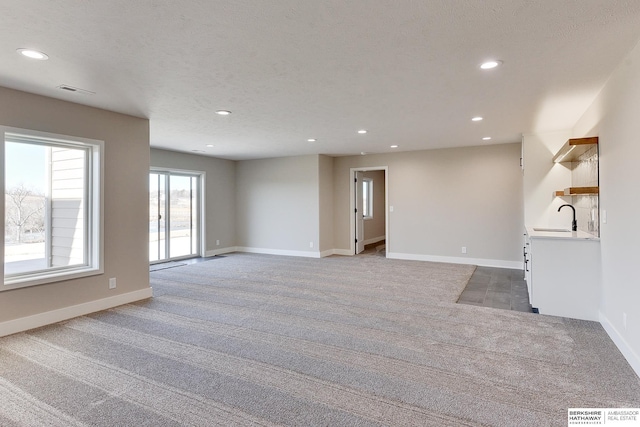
349;166;388;256
149;168;206;264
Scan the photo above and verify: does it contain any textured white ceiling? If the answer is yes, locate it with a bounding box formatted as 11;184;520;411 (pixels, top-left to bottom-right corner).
2;1;640;160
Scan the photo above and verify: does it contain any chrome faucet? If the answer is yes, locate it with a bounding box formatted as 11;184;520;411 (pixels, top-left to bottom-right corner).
558;204;577;231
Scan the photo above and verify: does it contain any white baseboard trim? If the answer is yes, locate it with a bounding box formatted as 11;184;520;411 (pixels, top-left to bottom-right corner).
363;236;385;246
600;311;640;378
329;249;353;256
386;252;523;269
236;246;322;258
207;247;521;270
205;246;239;257
0;287;153;338
319;249;336;258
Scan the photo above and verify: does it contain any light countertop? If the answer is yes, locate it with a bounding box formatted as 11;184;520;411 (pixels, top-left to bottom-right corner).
526;226;600;241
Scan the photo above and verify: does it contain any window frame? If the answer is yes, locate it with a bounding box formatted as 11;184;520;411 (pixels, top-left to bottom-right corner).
1;126;104;291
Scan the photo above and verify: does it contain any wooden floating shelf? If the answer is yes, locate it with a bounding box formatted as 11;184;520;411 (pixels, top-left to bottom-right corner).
552;136;599;163
554;187;599;197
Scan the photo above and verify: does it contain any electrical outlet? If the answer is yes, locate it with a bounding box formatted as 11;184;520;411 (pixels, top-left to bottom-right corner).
109;278;117;289
602;210;607;224
461;246;467;254
309;241;314;248
623;312;627;330
216;239;220;246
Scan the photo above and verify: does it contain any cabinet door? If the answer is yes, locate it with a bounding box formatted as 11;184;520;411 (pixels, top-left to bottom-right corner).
523;234;532;301
520;136;525;171
528;238;600;321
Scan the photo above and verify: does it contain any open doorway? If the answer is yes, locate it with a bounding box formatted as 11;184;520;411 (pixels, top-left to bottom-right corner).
350;167;388;256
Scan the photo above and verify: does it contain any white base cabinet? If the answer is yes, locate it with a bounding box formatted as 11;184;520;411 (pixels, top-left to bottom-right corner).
525;230;601;321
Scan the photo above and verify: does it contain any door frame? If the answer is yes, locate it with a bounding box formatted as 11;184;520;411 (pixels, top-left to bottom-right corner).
355;171;365;254
349;166;388;256
150;167;206;264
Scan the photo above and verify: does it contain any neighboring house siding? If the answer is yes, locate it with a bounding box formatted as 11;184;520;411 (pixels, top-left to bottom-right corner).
50;147;85;267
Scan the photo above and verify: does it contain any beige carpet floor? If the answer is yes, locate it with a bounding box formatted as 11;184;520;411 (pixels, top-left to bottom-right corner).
1;252;639;426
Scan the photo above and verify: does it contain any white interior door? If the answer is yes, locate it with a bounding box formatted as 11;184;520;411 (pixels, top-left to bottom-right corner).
355;171;365;254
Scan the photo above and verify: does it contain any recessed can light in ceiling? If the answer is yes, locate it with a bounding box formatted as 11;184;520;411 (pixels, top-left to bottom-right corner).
206;144;214;147
471;116;483;122
17;48;49;60
482;137;492;141
390;145;398;148
215;110;231;116
480;60;502;70
307;138;317;142
358;130;367;134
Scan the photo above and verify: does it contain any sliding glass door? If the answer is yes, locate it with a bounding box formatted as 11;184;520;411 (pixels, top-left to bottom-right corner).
149;171;201;263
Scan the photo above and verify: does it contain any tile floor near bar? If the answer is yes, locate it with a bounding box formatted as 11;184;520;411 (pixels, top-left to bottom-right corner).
457;266;534;313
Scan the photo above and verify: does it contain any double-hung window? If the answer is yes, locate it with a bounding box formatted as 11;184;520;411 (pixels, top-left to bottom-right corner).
1;127;103;290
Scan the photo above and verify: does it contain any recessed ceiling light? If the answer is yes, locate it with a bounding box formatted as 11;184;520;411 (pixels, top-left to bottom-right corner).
191;149;205;153
482;137;492;141
390;145;398;148
307;138;317;142
215;110;231;116
360;151;368;155
16;48;49;60
480;60;502;70
358;130;367;134
206;144;214;147
471;116;483;122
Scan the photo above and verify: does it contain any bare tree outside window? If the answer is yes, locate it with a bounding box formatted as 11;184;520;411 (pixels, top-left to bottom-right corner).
5;184;46;244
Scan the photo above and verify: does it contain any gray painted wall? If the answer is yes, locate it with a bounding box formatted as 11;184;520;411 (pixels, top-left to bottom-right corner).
153;143;523;265
236;155;319;253
0;86;150;323
333;143;524;265
318;155;334;253
150;148;237;254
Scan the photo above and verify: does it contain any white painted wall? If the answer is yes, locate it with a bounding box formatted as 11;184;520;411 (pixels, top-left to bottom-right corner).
522;131;574;229
572;38;640;375
150;149;237;255
236;155;320;255
333;143;524;267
